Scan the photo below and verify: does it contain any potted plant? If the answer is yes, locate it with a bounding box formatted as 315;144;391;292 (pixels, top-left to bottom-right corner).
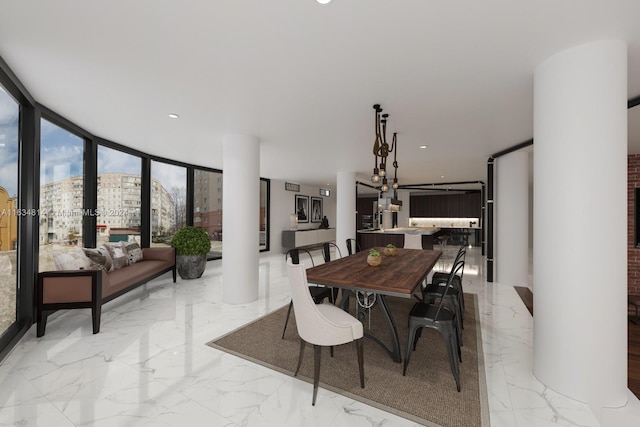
367;248;382;267
384;243;398;256
171;226;212;279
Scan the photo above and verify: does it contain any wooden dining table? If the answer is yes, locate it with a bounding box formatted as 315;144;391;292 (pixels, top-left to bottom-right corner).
306;247;441;362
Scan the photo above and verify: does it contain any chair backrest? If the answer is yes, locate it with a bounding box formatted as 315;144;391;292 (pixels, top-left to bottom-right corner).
286;260;362;345
434;258;465;320
403;233;423;249
346;238;360;256
456;245;467;280
322;242;343;262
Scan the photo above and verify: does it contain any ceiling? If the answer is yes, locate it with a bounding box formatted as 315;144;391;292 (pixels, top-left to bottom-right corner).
1;0;640;189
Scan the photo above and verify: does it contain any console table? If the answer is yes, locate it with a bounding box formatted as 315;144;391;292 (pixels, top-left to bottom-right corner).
282;228;336;251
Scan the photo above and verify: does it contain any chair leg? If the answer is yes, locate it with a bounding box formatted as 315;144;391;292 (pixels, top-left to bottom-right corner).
404;323;419;376
281;300;293;339
330;346;334;357
294;339;305;376
356;338;364;388
442;324;461;392
312;345;322;406
451;299;463;347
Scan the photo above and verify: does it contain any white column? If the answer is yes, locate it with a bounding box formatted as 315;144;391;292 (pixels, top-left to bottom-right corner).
496;151;529;286
533;40;627;418
336;171;356;256
222;134;260;304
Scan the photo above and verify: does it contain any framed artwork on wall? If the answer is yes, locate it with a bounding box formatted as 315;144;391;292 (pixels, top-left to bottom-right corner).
295;194;309;223
311;197;323;223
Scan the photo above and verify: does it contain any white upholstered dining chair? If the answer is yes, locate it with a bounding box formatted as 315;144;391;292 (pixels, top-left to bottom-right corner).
286;260;365;405
403;232;423;249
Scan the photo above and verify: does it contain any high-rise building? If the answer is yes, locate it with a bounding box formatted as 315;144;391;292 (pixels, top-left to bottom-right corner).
39;173;175;244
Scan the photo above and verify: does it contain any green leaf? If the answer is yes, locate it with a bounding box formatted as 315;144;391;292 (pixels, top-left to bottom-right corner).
170;226;212;255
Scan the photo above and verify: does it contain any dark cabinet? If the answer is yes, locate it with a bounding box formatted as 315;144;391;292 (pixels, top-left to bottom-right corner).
356;196;376;229
410;192;481;218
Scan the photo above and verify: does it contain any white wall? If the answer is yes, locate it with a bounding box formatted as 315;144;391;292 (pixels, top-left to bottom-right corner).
268;179;336;253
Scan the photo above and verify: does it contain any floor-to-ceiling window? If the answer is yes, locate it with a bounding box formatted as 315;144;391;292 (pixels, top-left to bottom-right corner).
193;169;223;258
150;160;186;246
96;145;142;245
0;56;272;359
38;119;84;272
0;84;19;336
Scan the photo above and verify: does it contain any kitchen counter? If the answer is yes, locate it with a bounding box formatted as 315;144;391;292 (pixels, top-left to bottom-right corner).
359;227;441;235
357;227;443;250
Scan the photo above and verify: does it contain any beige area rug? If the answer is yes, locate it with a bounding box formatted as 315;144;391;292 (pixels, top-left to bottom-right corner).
208;294;489;427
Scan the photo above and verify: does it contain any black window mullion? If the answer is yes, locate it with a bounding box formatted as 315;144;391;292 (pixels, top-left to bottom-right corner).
141;157;151;248
83;138;97;248
186;166;194;226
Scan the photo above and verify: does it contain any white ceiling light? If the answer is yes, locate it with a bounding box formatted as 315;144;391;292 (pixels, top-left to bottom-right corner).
316;0;331;4
419;145;427;149
168;113;179;119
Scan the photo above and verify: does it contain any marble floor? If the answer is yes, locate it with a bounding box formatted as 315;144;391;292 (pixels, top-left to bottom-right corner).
0;247;610;426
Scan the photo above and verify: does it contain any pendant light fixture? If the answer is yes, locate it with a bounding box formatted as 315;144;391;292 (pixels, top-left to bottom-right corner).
371;104;399;193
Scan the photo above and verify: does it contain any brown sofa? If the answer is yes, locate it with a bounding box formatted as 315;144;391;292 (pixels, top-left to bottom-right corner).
36;247;176;336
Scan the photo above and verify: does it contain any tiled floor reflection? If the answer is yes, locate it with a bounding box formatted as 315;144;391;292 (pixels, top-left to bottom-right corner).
0;247;601;426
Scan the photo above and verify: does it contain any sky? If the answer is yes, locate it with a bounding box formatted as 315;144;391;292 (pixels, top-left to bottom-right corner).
151;160;186;193
40;119;84;184
2;101;187;200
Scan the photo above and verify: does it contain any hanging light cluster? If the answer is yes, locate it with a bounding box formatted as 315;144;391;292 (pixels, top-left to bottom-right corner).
371;104;399;192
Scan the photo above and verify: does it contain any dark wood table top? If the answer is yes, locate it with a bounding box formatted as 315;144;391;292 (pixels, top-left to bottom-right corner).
306;248;442;298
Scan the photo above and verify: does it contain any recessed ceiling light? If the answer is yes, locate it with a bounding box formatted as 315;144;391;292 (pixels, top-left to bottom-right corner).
419;145;427;149
168;113;179;119
441;175;445;178
316;0;331;4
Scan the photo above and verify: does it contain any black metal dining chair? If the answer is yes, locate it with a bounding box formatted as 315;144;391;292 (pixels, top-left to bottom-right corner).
282;249;333;339
322;242;343;261
424;246;467;330
346;238;360;256
403;259;464;392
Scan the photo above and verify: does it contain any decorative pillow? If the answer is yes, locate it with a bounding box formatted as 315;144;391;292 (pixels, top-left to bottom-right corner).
103;243;128;270
53;248;92;271
122;241;144;265
83;246;113;272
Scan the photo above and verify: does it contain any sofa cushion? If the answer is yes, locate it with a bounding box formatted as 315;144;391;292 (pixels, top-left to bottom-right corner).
83;246;113;271
104;242;128;270
122;241;144;265
103;260;172;297
53;248;92;271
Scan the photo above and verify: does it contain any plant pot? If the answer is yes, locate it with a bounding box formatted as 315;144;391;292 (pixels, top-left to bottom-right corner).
384;247;398;256
367;255;382;267
176;254;207;279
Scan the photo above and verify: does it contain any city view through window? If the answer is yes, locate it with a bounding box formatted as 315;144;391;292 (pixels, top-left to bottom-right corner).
96;146;142;246
35;123;269;273
0;84;19;336
151;161;186;247
39;119;84;271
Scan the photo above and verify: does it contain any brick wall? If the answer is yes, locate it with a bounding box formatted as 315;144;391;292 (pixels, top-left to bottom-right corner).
629;154;640;296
